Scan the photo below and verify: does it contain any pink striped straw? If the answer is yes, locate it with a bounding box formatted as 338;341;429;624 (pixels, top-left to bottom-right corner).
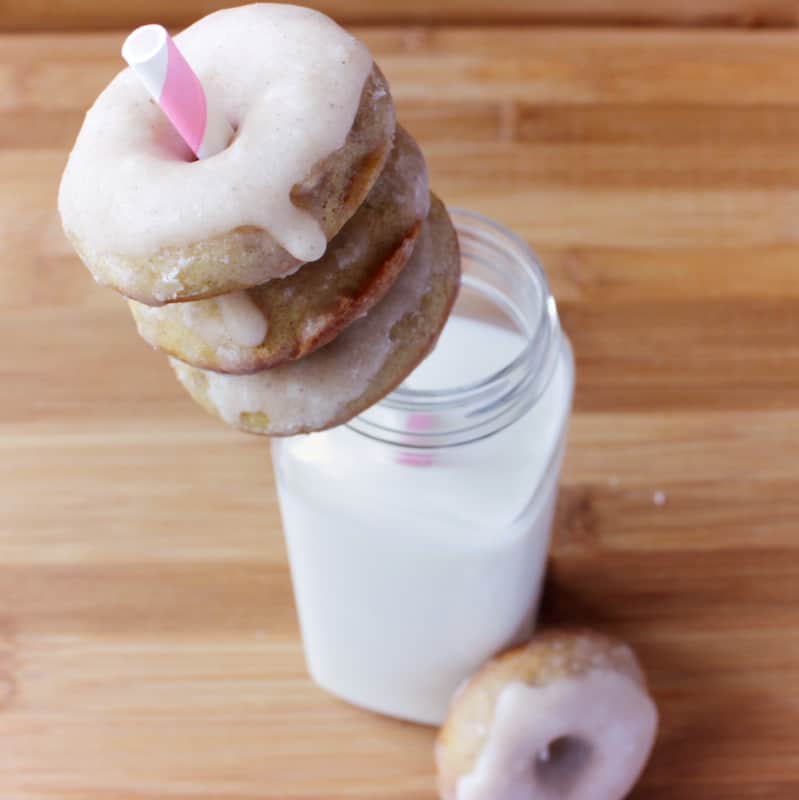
122;24;233;160
397;412;435;468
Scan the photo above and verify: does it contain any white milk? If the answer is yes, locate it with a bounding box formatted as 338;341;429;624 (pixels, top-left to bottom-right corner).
272;314;574;725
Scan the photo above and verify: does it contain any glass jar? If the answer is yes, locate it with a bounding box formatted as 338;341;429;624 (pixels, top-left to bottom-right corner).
271;209;575;726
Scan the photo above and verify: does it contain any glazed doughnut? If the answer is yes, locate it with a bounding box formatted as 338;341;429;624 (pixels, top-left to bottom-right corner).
436;631;658;800
58;4;395;305
170;195;460;435
128;126;429;373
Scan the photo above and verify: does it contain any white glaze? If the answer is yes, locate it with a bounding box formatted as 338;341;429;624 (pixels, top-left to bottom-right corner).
216;292;268;347
158;290;268;349
58;4;372;263
457;673;658;800
271;320;575;724
177;301;226;346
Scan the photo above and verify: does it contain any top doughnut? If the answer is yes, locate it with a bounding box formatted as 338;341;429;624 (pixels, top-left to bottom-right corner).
58;3;396;306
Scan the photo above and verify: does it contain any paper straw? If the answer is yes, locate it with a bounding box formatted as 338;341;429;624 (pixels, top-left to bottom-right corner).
122;24;233;159
397;412;435;467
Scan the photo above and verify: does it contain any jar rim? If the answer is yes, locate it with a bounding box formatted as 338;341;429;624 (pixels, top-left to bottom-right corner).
347;207;564;446
386;207;556;408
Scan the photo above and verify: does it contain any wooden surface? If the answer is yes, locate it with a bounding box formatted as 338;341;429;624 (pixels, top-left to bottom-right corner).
3;23;799;799
1;0;798;31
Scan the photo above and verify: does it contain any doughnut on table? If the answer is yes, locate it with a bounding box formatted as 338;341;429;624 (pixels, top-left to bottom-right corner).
3;16;799;800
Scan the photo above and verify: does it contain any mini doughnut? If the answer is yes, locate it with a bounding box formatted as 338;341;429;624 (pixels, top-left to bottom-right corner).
436;631;658;800
58;4;396;305
170;195;460;435
128;126;429;373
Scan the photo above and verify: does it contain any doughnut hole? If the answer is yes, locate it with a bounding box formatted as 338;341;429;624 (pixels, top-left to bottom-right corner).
535;736;593;796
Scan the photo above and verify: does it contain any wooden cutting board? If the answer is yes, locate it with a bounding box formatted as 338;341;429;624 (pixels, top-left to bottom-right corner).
2;24;799;799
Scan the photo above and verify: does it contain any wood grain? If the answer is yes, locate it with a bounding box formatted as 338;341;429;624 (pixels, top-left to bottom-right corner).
3;24;799;799
0;0;797;32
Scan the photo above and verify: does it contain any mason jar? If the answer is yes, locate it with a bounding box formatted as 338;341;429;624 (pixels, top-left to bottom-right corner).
271;209;575;725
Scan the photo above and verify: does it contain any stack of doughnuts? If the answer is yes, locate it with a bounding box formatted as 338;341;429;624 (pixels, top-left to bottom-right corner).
58;3;460;436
